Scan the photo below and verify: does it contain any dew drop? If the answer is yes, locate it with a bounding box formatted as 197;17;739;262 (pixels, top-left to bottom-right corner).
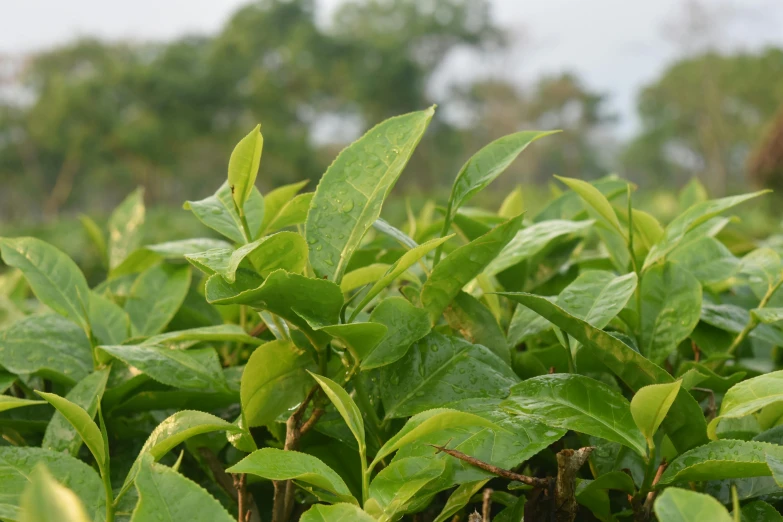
341;200;354;212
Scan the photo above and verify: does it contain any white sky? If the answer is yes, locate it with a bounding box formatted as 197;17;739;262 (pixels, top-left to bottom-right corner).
1;0;782;136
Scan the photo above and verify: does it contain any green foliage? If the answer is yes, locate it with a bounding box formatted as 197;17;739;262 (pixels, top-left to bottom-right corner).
2;108;783;522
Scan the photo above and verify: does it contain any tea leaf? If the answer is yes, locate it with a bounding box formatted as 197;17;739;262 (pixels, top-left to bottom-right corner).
630;381;681;448
653;488;732;522
228;124;263;209
184;182;264;244
363;297;431;369
108;188;145;270
444;291;509;364
659;440;783;484
309;372;365;453
0;396;45;413
264;192;313;234
259;180;308;233
300;503;376;522
555;175;623;237
125;264;191;336
708;370;783;439
367;457;445;522
20;465;92;522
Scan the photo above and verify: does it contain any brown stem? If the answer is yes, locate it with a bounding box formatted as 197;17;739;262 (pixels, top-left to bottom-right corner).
468;512;483;522
554;447;593;522
234;474;248;522
430;444;550;488
249;322;268;337
641;460;668;519
482;488;493;521
198;448;260;522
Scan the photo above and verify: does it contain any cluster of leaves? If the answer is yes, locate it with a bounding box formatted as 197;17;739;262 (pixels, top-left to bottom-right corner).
2;105;783;522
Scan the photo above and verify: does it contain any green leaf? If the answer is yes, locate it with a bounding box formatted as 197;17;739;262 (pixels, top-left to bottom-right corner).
0;314;93;384
497;292;708;453
300;503;376;522
643;190;769;270
186;231;308;282
0;396;45;413
366;457;445;522
20;465;92;522
630;381;681;448
320;322;388;362
36;392;106;474
342;263;394;293
422;214;523;322
485;219;594;276
43;368;110;457
309;372;366;453
380;332;518;419
742;500;783;521
350;235;451;320
555;175;623;237
0;237;90;333
259;180;309;233
499;186;524;218
108;188;145;270
751;308;783;324
88;292;130;346
373;217;419;248
363;297;431;369
0;447;105;522
118;410;242;501
99;344;230;393
653;488;732;522
227;448;357;504
679;178;709;210
228;124;263;209
241;340;315;426
131;454;233;522
205;269;343;345
125;264;191;336
446;131;556;219
371;408;499;468
502;374;647;456
79;214;107;267
306;106;434;282
708;370;783;440
432;480;489;522
659;440;783;485
143;238;233;258
184;182;264;244
142;324;263;347
639;262;702;363
444;291;510;364
264;192;313;234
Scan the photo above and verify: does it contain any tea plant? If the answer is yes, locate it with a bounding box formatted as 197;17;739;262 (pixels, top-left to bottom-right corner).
2;105;783;522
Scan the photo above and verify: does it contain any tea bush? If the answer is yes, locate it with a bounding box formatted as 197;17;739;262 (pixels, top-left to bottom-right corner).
1;106;782;521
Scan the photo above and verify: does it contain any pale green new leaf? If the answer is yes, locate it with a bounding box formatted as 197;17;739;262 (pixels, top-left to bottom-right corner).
108;188;145;270
630;381;681;448
555;175;623;237
227;448;357;504
366;457;445;522
184;182;264;244
306;107;434;282
708;370;783;439
300;503;375;522
446;131;556;219
259;180;309;234
125;264;191;336
502;374;647;456
20;465;92;522
0;237;91;333
432;480;489;522
228;124;263;208
79;214;107;267
131;455;233;522
142;324;263;347
422;214;523;322
264;192;313;233
309;372;365;453
659;440;783;484
653;488;732;522
0;396;44;413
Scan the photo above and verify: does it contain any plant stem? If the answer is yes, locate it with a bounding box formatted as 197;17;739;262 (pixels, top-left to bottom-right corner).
432;205;453;266
102;469;114;522
727;277;783;357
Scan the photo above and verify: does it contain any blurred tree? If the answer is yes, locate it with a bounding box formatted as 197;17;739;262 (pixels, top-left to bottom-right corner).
623;48;783;195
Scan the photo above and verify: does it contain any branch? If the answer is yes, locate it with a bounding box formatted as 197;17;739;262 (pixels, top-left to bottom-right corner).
554;447;593;522
429;444;549;488
482;488;493;522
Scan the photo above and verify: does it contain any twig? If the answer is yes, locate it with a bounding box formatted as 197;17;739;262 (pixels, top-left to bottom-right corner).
554;447;593;522
692;341;701;362
234;474;248;522
430;444;549;488
642;460;668;517
198;448;260;522
468;511;482;522
482;488;493;521
249;322;268;338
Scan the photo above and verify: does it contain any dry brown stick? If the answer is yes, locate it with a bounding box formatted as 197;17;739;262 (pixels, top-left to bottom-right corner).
482;488;493;521
468;511;482;522
234;474;248;522
199;448;261;522
430;444;550;488
554;447;594;522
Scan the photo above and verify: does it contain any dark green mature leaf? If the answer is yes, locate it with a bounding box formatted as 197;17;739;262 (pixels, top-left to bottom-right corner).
639;262;702;363
708;371;783;439
0;447;105;522
0;237;91;333
125;264;191;336
363;297;431;369
227;448;357;504
118;410;242;500
43;368;110;456
131;454;233;522
659;440;783;484
669;236;738;284
381;332;519;419
19;465;92;522
485;219;594;276
503;374;646;456
498;293;708;452
653;488;732;522
643;190;769;270
422;214;523;322
186;231;307;282
700;301;783;347
306;107;434;282
320;322;388;361
228;124;263;209
350;235;451;321
259;180;308;234
366;457;445;522
108;188;145;270
99;345;231;393
300;503;376;522
444;291;509;364
36;392;106;474
445;131;556;219
742;500;783;521
0;314;93;384
206;269;342;342
241;340;315;426
88;292;130;346
142;324;263;347
184;182;264;244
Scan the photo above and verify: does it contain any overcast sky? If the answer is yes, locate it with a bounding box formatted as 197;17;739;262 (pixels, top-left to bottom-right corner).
2;0;782;135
